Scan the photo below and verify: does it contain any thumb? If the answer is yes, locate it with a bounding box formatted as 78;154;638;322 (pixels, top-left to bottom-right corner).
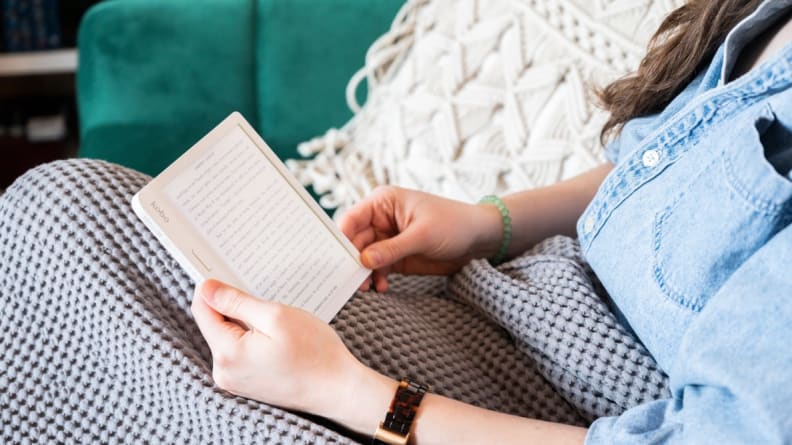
201;279;275;332
361;226;425;269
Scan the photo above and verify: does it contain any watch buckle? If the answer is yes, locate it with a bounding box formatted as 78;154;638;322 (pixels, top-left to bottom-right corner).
373;422;409;445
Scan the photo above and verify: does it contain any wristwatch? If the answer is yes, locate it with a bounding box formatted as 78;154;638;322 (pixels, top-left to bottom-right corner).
371;379;429;445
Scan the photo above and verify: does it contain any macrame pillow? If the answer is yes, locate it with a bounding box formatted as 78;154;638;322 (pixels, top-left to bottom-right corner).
287;0;682;213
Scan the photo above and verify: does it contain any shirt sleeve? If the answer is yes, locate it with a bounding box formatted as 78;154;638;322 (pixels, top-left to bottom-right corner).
585;222;792;444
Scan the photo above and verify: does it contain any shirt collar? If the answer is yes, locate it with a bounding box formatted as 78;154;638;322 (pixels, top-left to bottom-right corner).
719;0;792;86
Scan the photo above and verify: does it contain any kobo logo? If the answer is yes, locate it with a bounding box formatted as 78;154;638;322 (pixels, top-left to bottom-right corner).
150;201;170;223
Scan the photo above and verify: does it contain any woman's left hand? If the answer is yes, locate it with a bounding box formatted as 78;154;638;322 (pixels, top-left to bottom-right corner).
190;279;391;425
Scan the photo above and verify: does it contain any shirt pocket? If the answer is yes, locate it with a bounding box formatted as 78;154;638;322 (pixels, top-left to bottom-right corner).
651;103;792;312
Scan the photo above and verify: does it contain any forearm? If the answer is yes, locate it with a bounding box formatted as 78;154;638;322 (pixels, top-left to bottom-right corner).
411;393;587;445
473;163;613;258
505;162;613;253
332;367;587;445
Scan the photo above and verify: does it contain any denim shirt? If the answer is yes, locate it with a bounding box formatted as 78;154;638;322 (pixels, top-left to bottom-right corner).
580;1;792;443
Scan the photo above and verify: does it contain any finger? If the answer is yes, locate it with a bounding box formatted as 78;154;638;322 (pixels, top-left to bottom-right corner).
338;186;400;240
200;279;278;333
191;286;246;353
370;257;391;292
351;227;377;252
337;201;373;241
360;225;426;269
358;276;372;292
373;269;389;293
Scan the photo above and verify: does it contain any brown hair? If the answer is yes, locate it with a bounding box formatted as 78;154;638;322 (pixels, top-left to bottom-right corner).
597;0;763;144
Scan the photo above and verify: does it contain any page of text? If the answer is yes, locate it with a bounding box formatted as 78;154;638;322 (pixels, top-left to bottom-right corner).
165;125;362;315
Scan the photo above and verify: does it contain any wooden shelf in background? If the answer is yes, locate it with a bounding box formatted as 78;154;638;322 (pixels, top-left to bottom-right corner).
0;48;78;77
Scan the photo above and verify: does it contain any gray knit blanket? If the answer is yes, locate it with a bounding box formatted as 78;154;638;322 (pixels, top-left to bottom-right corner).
0;160;670;444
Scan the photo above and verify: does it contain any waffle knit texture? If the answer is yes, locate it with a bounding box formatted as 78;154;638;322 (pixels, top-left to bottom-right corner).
288;0;683;213
0;160;669;443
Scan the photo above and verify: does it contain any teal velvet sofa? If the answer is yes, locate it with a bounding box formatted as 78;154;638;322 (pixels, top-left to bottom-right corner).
77;0;402;176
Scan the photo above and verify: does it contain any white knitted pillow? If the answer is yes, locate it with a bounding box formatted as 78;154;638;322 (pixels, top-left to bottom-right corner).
287;0;682;212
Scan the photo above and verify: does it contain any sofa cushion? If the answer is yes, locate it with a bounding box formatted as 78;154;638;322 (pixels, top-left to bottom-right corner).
77;0;258;176
77;0;401;176
255;0;402;161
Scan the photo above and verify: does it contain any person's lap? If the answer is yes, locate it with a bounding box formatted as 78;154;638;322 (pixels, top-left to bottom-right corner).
0;159;665;443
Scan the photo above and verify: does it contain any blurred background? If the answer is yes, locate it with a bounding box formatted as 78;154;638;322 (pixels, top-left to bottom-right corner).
0;0;398;193
0;0;100;189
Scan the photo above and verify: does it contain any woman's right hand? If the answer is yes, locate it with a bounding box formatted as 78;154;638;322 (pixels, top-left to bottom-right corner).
338;186;502;292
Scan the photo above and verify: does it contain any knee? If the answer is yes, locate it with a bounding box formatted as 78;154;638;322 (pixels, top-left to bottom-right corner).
1;159;149;235
7;159;147;205
17;158;142;189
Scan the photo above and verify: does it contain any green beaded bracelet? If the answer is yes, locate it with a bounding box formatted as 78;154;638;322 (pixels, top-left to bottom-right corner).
478;195;512;265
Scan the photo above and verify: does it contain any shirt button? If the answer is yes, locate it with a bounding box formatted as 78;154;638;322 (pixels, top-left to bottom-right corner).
642;149;660;167
583;216;595;234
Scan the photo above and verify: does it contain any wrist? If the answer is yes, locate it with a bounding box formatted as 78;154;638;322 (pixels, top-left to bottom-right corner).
469;200;507;260
325;363;400;436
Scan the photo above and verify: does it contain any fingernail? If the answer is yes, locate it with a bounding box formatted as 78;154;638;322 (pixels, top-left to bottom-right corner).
202;280;221;304
362;250;381;268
